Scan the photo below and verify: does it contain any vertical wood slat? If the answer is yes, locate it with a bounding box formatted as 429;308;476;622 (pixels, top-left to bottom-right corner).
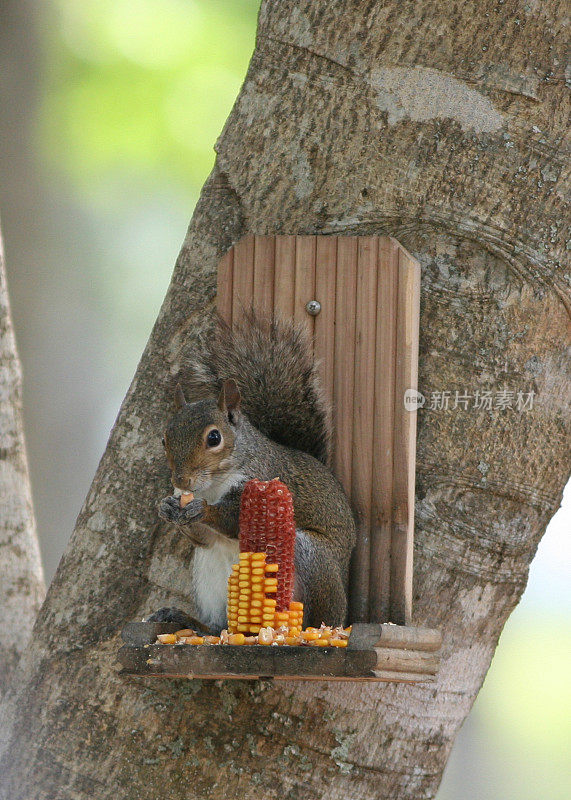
274;236;296;320
348;237;379;622
293;236;316;337
390;246;421;625
369;239;399;622
216;234;420;626
253;236;275;316
216;247;234;326
332;237;358;497
313;237;337;414
232;235;255;326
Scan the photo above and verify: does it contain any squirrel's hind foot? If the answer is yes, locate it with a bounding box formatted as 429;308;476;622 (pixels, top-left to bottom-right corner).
144;607;210;633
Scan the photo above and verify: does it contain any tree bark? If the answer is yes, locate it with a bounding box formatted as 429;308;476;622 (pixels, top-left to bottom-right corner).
0;223;45;697
0;1;569;798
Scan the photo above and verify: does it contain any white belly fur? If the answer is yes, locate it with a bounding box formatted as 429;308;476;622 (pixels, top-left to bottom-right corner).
192;535;239;631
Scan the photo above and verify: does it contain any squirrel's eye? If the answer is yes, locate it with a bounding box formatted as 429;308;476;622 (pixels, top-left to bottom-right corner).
161;437;166;448
206;429;222;448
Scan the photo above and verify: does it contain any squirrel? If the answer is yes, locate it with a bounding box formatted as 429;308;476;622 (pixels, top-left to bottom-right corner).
149;314;356;633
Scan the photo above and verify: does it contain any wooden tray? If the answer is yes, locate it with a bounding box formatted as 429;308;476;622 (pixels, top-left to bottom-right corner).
119;622;442;683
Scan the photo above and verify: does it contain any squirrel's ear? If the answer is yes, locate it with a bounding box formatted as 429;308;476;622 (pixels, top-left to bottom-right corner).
218;379;241;417
174;383;187;410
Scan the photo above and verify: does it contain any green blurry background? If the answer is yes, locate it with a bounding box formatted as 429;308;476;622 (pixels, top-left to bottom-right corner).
0;2;568;797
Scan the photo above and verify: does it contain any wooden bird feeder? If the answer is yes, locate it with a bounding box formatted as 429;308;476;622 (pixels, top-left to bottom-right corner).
119;235;442;682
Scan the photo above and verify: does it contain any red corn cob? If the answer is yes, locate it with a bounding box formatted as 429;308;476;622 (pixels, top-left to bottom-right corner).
239;478;296;612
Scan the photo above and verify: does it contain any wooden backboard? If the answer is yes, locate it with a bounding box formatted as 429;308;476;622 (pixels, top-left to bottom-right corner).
217;235;420;625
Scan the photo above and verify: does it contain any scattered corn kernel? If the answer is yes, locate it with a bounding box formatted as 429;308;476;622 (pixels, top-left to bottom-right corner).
258;627;274;645
157;634;177;644
228;633;246;645
330;638;348;647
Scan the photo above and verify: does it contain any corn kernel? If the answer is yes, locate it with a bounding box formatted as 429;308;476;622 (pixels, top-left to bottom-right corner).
330;638;348;647
228;634;245;645
258;628;274;645
301;631;320;641
156;634;177;644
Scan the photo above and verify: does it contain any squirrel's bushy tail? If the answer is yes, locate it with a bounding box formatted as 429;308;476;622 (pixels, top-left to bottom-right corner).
183;313;332;465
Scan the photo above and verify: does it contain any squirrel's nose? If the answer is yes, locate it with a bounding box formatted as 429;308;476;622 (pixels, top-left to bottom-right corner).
174;474;191;491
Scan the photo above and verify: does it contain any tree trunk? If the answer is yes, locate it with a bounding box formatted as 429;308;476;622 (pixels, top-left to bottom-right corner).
0;1;568;798
0;223;45;697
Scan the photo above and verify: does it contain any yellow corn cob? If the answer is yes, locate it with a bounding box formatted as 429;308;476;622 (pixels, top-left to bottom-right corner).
227;549;308;637
227;551;300;635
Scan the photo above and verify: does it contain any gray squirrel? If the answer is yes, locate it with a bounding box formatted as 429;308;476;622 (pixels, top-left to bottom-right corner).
149;315;356;633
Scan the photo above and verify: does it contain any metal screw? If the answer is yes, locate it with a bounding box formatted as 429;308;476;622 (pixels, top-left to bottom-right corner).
305;300;321;316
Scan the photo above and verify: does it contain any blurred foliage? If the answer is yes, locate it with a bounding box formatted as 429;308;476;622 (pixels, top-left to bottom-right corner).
38;0;259;205
484;615;570;799
34;0;259;387
438;610;571;800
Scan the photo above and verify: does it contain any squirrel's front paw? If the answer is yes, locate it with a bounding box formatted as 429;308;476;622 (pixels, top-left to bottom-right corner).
158;495;204;525
178;497;205;523
158;495;182;523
